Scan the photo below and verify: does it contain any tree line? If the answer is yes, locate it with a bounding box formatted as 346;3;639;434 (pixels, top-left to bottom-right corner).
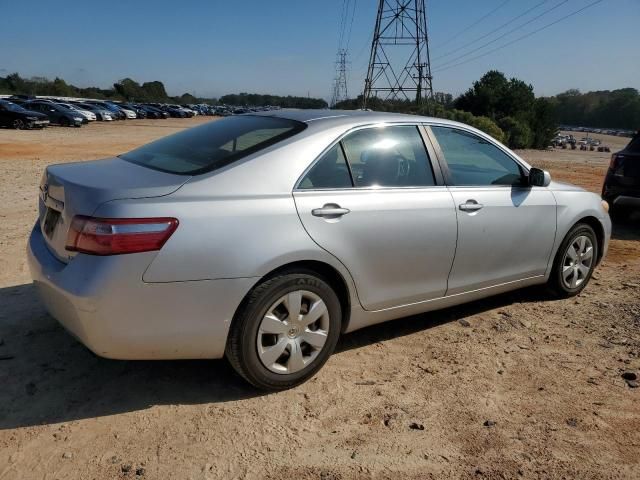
339;71;639;149
550;88;640;130
3;70;636;149
0;73;328;109
337;70;558;149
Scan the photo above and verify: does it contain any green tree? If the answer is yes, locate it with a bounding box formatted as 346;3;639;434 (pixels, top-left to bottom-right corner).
498;117;531;149
530;98;558;149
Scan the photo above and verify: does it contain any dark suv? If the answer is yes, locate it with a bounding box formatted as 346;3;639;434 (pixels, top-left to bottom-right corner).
0;99;50;129
603;131;640;218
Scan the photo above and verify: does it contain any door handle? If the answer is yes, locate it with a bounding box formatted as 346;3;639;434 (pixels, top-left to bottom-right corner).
459;200;484;212
312;204;351;218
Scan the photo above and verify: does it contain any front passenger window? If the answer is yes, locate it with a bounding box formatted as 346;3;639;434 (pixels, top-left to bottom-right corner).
430;126;525;186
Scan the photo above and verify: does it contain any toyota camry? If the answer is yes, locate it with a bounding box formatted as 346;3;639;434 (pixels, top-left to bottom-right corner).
28;110;611;390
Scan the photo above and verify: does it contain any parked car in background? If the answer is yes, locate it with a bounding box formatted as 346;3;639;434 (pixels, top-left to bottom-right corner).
135;104;166;119
156;104;187;118
28;110;611;391
56;102;96;122
0;99;50;129
72;102;113;121
7;94;36;104
118;103;147;119
85;101;125;120
24;101;84;127
104;102;137;119
603;131;640;219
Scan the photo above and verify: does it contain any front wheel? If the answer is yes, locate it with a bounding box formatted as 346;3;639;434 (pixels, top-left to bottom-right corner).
226;271;342;391
12;119;25;130
547;223;598;297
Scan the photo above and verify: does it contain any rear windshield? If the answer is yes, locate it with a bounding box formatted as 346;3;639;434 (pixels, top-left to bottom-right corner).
120;115;306;175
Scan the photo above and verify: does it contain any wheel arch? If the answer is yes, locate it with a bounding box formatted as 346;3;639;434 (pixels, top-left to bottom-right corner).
240;260;353;333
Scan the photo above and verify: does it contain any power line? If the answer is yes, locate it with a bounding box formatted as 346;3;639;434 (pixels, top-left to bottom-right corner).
337;0;346;49
434;0;511;48
432;0;551;61
345;0;358;51
434;0;569;70
432;0;605;73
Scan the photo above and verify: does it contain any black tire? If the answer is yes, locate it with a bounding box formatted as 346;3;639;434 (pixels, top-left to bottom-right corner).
13;119;25;130
226;271;342;391
60;117;70;127
547;223;598;298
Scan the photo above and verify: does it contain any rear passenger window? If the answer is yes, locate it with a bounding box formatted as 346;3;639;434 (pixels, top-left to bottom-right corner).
341;126;435;188
298;144;353;189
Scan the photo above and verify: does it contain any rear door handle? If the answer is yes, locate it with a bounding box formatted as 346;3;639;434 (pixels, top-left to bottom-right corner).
459;200;483;212
312;204;351;218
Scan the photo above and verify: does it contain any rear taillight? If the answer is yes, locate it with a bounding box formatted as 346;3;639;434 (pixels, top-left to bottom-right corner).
609;154;618;169
65;216;178;255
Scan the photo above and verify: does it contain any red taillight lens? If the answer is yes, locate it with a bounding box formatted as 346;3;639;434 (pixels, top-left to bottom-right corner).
609;154;618;169
65;216;178;255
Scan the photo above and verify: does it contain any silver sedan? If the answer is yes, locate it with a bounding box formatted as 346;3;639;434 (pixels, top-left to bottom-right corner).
28;110;611;390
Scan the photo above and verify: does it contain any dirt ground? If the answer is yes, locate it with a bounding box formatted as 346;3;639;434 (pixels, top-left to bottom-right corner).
0;120;638;480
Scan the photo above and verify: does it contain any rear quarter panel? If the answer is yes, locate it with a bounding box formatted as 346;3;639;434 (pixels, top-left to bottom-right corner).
91;128;360;301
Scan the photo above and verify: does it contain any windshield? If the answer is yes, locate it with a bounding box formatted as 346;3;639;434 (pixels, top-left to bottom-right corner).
1;101;27;112
120;115;306;175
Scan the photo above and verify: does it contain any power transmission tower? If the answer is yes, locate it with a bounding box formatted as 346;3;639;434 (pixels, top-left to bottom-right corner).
330;49;349;108
363;0;434;108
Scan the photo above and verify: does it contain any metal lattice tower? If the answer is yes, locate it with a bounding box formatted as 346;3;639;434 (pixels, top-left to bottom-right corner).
330;49;349;108
363;0;434;108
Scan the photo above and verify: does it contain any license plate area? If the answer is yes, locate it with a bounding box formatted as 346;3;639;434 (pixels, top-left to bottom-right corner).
43;208;61;239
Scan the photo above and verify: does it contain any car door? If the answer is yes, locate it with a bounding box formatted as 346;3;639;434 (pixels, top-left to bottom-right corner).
293;124;457;311
426;124;557;295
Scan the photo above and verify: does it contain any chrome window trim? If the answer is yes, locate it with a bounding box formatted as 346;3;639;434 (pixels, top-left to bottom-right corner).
293;122;443;192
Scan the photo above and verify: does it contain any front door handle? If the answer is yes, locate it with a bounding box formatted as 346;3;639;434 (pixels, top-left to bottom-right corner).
312;204;351;218
459;200;484;212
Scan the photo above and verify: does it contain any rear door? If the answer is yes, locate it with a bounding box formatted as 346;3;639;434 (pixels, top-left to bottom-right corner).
427;124;557;295
293;124;457;311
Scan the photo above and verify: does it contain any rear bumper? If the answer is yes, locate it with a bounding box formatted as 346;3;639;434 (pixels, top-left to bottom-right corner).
603;174;640;207
27;222;257;360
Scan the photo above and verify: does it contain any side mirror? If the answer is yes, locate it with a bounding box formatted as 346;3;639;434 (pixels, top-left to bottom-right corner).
529;167;551;187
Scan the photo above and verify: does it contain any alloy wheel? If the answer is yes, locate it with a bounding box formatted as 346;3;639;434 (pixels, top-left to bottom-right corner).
256;290;330;374
561;235;594;289
13;119;24;130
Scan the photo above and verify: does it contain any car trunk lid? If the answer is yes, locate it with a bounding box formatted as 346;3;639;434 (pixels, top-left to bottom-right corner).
38;157;189;263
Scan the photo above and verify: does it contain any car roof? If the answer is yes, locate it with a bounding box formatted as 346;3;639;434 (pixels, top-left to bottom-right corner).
251;108;463;130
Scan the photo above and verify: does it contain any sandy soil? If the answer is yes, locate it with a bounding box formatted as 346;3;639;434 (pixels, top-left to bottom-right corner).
0;120;638;479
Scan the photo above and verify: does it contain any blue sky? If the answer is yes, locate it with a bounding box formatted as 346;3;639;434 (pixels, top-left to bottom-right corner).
0;0;637;100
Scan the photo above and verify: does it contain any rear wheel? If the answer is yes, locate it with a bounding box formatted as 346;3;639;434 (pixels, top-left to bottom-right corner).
547;223;598;297
226;271;342;391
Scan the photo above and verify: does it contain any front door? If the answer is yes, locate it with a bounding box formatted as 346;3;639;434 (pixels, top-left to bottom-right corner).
293;124;457;311
428;125;557;295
